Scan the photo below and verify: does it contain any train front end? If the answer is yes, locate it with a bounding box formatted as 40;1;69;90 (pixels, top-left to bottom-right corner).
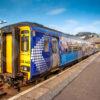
19;26;31;82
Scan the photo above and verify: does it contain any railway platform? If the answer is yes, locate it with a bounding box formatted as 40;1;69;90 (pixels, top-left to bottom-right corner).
54;52;100;100
6;52;100;100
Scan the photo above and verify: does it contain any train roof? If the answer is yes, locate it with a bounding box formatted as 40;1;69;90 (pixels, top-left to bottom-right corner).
0;22;88;42
0;22;63;34
1;22;69;36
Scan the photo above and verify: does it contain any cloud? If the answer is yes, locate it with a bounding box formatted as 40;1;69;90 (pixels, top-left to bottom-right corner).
47;8;66;15
48;20;100;35
73;21;100;34
48;19;79;34
65;19;78;25
93;20;100;26
48;24;64;32
73;25;96;34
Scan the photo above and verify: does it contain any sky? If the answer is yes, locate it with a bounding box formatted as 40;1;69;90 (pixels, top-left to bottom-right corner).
0;0;100;34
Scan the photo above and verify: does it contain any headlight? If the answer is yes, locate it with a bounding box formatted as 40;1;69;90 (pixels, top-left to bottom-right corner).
21;66;30;72
23;67;27;71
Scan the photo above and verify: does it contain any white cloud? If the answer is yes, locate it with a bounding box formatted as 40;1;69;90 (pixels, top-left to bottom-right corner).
65;19;78;25
73;25;95;34
73;21;100;34
48;20;100;35
48;24;65;32
47;8;66;15
93;20;100;26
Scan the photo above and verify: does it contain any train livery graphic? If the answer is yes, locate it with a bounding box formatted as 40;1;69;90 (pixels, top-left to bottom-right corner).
0;22;97;89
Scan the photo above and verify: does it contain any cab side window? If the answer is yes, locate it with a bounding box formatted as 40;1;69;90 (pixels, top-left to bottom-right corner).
21;36;29;52
21;30;29;52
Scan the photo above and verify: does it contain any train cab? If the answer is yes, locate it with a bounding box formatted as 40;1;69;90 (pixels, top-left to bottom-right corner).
0;24;31;82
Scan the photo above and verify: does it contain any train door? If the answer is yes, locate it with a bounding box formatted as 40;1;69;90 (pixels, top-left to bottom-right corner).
51;37;59;68
1;28;20;77
6;33;12;73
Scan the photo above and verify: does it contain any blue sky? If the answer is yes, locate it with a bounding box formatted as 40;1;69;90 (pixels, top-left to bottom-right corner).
0;0;100;34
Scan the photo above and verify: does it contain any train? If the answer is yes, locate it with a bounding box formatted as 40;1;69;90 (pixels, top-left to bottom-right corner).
0;22;97;90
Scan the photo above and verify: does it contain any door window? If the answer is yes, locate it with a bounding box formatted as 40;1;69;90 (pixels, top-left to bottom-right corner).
44;37;49;52
52;39;58;53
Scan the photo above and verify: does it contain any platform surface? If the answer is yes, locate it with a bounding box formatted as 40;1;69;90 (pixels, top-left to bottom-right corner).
8;52;100;100
54;54;100;100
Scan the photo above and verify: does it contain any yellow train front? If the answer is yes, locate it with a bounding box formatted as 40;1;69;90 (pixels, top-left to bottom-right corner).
0;25;31;89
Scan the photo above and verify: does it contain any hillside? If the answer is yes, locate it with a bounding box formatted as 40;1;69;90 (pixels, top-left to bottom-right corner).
76;32;100;40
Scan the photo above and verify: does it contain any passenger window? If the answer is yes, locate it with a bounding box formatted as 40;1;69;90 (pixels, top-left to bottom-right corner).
21;36;29;52
44;37;49;52
52;40;58;53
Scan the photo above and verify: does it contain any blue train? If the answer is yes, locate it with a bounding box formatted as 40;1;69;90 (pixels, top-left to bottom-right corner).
0;22;97;86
